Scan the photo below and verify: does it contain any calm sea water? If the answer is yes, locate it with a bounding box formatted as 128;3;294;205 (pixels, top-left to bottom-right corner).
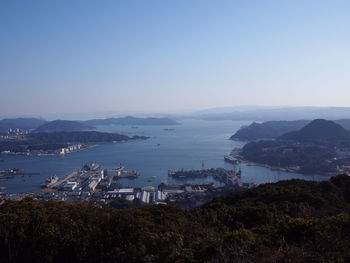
0;120;328;194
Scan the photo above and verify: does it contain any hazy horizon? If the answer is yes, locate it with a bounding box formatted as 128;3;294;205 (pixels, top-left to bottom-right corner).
3;105;350;121
2;1;350;116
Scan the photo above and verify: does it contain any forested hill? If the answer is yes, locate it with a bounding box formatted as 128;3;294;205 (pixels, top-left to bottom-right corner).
1;175;350;262
28;131;146;143
231;120;309;140
0;116;180;133
280;119;350;144
231;119;350;141
34;120;95;132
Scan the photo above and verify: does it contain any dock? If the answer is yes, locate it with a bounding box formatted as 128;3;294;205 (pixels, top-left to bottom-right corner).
49;172;78;189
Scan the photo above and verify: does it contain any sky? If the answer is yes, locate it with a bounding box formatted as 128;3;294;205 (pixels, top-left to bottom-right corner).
1;0;350;117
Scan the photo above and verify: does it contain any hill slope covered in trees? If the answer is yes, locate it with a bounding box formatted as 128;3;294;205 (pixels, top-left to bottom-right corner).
231;119;350;141
1;175;350;262
34;120;95;132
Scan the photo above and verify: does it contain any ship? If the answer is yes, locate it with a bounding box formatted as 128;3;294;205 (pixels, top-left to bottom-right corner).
168;168;242;184
224;155;239;164
0;168;24;175
115;164;139;178
41;175;59;188
82;162;101;171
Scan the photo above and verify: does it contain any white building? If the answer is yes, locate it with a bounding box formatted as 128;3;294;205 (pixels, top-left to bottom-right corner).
63;182;78;191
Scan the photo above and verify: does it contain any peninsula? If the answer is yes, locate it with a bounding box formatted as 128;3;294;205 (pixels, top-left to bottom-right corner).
0;131;148;156
232;119;350;175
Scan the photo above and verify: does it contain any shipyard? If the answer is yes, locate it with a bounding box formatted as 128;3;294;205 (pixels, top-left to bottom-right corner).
0;162;254;208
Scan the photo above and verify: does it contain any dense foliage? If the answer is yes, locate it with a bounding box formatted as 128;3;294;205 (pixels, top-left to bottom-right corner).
241;140;337;173
1;175;350;262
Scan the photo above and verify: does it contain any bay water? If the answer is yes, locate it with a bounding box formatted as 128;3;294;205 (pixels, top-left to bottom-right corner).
0;119;327;194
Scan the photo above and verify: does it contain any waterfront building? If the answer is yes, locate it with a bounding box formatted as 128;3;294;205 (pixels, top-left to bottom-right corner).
63;182;78;191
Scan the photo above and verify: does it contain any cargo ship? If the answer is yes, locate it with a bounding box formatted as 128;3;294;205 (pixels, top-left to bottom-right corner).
224;155;239;164
167;168;242;186
41;175;59;188
116;164;139;178
82;163;101;171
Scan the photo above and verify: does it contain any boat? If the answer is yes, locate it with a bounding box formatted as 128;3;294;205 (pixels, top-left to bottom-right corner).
224;155;239;164
116;164;125;172
114;164;139;178
168;170;178;176
82;162;101;171
0;168;24;175
41;175;59;188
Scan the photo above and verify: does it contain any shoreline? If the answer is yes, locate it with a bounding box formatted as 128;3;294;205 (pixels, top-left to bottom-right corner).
0;137;149;158
230;148;331;176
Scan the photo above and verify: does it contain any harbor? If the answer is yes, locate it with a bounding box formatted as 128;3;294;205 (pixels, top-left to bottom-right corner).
0;120;327;196
1;162;253;208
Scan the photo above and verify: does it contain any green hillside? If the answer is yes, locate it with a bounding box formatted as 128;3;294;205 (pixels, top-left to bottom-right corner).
34;120;95;132
1;175;350;262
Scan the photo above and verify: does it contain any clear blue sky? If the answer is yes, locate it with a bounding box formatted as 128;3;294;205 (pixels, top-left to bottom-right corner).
1;0;350;116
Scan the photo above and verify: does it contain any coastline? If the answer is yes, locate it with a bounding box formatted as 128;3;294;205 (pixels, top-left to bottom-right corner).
230;148;326;175
1;136;149;158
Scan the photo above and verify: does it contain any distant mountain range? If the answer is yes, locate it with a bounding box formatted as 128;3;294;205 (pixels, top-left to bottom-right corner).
188;106;350;121
28;131;148;144
231;119;350;141
84;116;180;126
0;116;180;133
34;120;95;133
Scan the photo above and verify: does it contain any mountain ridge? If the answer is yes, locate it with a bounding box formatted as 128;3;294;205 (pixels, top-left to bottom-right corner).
84;116;180;126
279;119;350;142
231;119;350;141
34;120;95;133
